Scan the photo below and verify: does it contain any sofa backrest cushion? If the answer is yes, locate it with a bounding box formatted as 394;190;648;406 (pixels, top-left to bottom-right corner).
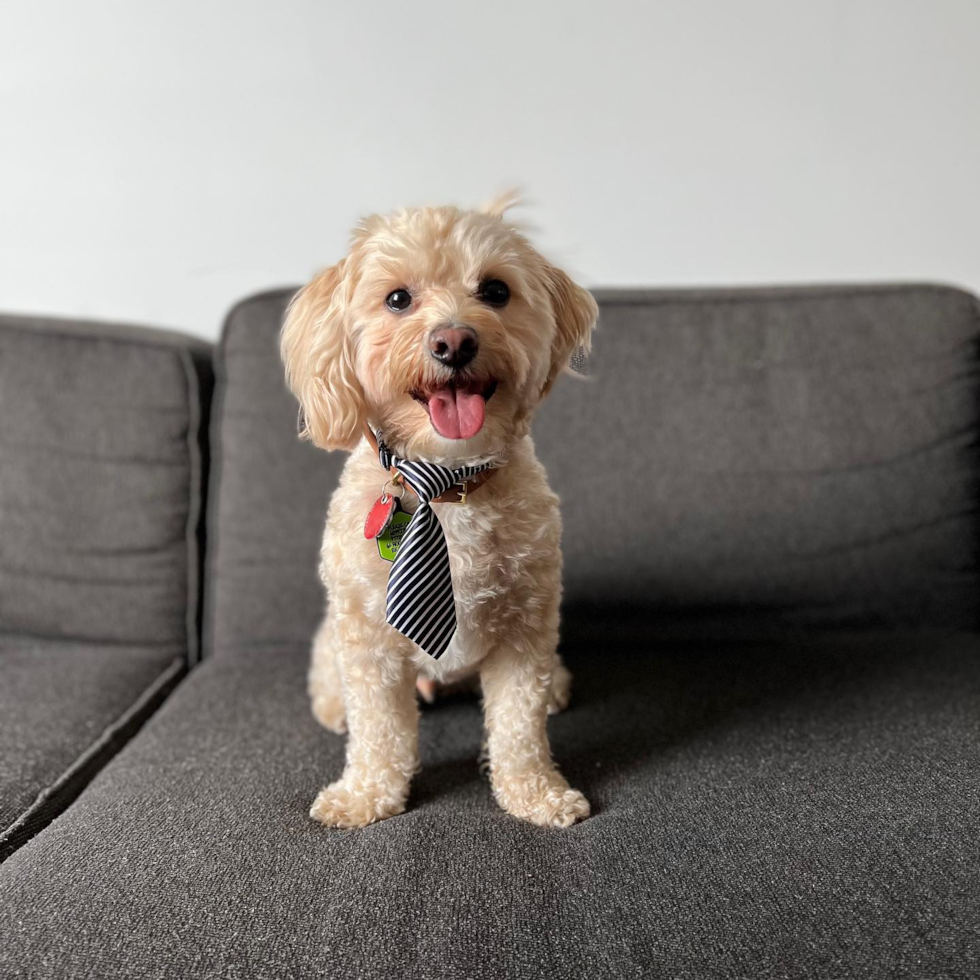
0;316;213;660
205;284;980;653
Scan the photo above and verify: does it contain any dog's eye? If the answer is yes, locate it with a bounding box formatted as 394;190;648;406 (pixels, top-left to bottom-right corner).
385;289;412;312
478;279;510;308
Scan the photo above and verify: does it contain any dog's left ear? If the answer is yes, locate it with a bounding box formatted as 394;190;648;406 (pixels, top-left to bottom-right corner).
542;264;598;397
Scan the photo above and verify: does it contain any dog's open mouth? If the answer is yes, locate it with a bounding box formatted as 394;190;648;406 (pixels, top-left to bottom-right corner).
411;379;498;440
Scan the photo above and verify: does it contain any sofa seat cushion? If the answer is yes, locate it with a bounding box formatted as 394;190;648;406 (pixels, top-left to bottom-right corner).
0;640;185;860
1;632;977;978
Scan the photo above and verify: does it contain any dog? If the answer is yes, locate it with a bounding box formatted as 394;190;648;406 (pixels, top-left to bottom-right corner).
280;194;598;828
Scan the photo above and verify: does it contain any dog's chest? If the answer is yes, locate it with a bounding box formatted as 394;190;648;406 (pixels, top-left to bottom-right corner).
438;499;557;634
441;506;511;611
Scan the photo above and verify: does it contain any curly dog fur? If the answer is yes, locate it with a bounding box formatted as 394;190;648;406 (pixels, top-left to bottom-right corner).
281;194;597;828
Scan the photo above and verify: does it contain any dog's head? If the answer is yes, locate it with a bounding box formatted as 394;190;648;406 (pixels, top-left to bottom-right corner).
281;196;597;463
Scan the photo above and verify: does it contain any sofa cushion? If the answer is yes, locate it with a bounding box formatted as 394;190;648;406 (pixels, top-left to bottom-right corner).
0;314;212;654
0;631;977;978
539;285;980;635
205;290;343;656
0;315;212;858
206;285;980;656
0;639;184;860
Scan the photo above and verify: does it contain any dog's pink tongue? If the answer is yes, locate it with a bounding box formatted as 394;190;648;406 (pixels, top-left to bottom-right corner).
427;387;486;440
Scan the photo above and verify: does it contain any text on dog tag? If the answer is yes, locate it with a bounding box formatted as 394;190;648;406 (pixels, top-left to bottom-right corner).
377;510;412;561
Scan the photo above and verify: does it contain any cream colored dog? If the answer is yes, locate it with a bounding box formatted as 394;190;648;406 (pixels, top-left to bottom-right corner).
281;196;597;828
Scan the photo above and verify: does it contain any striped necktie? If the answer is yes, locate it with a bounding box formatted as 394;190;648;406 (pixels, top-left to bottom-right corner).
378;439;493;658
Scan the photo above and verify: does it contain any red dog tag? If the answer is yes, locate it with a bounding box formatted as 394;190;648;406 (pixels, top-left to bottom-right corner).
364;493;400;539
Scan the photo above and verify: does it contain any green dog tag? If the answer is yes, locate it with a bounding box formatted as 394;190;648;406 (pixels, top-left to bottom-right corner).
377;510;412;562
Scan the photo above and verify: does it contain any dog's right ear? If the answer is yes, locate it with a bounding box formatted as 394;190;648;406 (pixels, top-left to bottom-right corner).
280;260;366;452
540;263;598;398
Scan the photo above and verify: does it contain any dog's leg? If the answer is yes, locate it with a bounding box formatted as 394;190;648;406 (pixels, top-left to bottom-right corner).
308;615;346;733
481;644;589;827
309;635;418;829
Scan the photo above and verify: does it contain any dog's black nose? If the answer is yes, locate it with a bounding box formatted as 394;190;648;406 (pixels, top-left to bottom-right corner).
428;326;479;369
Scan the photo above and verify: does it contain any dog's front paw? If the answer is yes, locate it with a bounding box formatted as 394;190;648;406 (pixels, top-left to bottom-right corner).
309;779;406;829
494;772;590;828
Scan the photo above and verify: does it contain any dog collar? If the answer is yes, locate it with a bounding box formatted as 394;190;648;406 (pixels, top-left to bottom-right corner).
363;424;497;504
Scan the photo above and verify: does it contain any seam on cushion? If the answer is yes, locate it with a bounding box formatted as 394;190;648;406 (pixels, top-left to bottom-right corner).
967;294;980;634
0;656;186;863
243;282;978;313
0;629;184;647
0;314;211;356
176;346;211;667
180;345;201;666
587;281;979;308
201;302;234;662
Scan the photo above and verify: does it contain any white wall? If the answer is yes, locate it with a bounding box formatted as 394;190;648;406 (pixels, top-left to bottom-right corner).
2;1;978;340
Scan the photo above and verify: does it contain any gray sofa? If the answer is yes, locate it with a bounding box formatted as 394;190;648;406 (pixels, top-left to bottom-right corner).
1;285;978;979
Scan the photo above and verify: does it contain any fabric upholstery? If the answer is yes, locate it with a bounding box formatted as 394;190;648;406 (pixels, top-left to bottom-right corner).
206;285;980;657
0;639;184;860
0;314;212;858
0;314;213;654
539;285;980;635
1;632;977;979
205;290;344;655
